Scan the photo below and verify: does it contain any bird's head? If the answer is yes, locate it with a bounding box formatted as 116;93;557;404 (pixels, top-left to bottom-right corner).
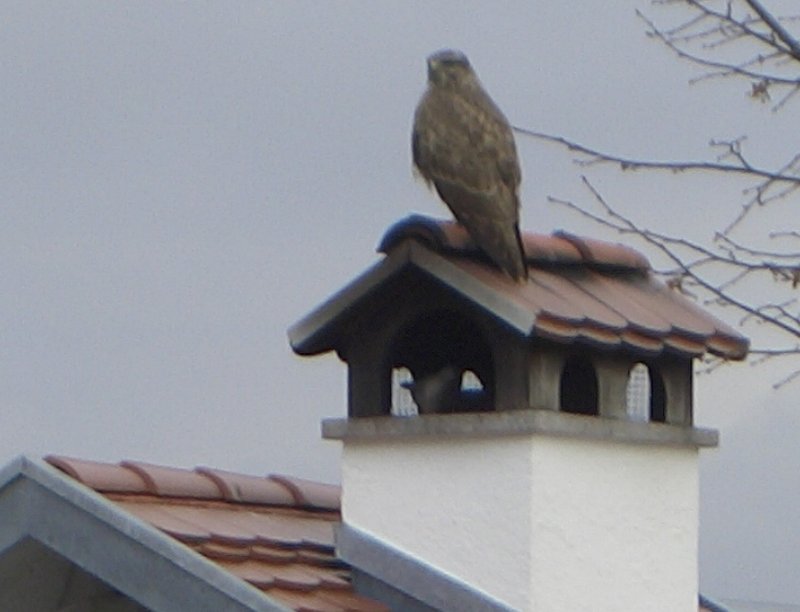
426;49;473;88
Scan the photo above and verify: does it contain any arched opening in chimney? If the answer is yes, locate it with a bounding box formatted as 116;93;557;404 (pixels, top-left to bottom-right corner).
626;362;650;421
625;362;667;423
390;309;494;414
559;355;598;416
391;366;416;416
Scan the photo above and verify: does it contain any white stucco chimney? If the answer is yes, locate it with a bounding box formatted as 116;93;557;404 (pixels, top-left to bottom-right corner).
290;216;748;611
326;412;712;611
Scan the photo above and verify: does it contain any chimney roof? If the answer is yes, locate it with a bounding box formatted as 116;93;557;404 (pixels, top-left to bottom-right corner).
289;215;748;360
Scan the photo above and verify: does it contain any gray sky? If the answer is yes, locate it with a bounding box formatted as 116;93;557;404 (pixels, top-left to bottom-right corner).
2;1;798;605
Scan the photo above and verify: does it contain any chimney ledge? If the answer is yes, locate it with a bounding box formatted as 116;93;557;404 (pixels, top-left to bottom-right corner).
322;409;718;448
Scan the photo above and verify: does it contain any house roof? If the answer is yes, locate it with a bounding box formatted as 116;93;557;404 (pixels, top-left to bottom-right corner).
0;456;286;611
289;215;749;361
45;455;387;612
0;455;722;611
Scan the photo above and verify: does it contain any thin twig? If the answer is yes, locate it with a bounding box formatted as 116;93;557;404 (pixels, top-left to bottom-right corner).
514;128;800;184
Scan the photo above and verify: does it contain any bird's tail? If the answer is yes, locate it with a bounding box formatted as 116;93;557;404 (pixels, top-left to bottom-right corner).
434;182;529;282
468;218;528;282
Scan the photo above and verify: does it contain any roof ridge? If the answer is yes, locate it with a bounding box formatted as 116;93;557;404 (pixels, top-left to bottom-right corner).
45;455;340;511
267;474;305;506
119;460;160;494
378;214;651;271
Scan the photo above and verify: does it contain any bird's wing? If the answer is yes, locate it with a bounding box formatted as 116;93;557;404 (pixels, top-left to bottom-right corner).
433;178;527;280
412;88;526;280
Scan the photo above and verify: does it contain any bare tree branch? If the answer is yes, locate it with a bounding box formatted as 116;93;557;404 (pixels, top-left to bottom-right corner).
548;177;800;360
638;9;799;87
515;127;800;234
525;1;800;379
645;0;800;111
514;127;800;185
744;0;800;59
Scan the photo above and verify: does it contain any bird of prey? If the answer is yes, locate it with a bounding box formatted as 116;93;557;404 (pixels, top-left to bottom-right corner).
412;49;528;281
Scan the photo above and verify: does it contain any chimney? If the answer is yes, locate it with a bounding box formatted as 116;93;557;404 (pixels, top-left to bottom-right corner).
289;216;748;611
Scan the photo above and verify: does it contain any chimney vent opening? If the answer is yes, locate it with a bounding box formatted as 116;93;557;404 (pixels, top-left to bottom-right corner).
389;310;494;414
559;355;599;416
625;362;667;423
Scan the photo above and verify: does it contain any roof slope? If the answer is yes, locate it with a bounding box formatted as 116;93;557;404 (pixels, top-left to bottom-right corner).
46;456;386;612
290;215;748;360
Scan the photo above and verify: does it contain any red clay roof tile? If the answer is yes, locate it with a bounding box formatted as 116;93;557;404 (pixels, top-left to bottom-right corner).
45;455;149;493
296;548;346;569
579;272;672;334
533;314;582;341
377;216;749;360
198;466;297;506
197;541;252;562
271;565;325;591
268;475;341;511
219;559;280;589
154;505;261;545
291;216;749;360
120;461;224;499
379;215;650;270
620;329;665;355
553;230;650;269
116;502;213;543
312;568;351;590
250;544;300;563
530;269;629;330
47;456;338;511
45;455;380;612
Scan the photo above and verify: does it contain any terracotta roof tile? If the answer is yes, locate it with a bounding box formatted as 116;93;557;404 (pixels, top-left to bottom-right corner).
378;215;650;270
198;466;297;506
115;502;213;543
574;271;672;334
620;329;665;355
290;216;749;361
533;314;582;341
197;541;252;561
120;460;225;498
45;455;382;612
219;559;280;589
530;269;629;330
251;544;301;563
312;569;351;590
272;565;325;591
553;230;650;269
269;474;341;511
150;505;261;545
662;334;709;356
297;548;347;569
375;216;749;360
218;510;335;548
46;456;337;511
44;455;149;493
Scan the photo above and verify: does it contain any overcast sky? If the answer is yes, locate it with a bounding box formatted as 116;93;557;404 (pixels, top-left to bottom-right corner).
1;1;798;605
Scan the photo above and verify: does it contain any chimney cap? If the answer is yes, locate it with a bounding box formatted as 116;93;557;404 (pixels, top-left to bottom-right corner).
289;216;748;361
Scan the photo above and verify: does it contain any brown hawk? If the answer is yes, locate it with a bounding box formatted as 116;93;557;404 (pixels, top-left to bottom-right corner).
412;49;527;281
